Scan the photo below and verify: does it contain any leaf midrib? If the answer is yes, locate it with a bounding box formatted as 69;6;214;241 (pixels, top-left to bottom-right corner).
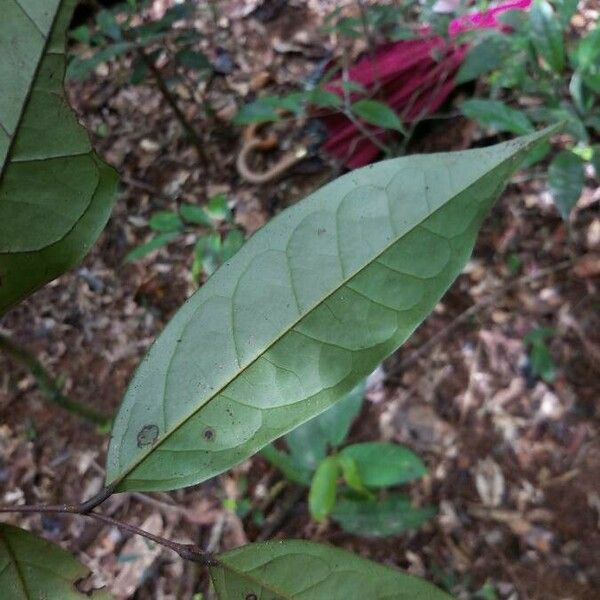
0;1;62;181
110;143;530;487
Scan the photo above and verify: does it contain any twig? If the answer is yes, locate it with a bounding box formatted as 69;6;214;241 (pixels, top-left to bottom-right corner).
0;498;214;566
0;332;111;428
121;30;209;172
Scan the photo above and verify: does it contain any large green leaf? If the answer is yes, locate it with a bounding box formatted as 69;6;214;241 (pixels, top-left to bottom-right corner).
209;540;452;599
106;127;557;492
0;524;110;599
0;0;118;315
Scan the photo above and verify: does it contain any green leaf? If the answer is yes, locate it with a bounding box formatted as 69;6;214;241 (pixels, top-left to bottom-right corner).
285;380;365;472
310;87;343;109
332;494;436;537
524;327;556;383
180;203;212;226
195;231;222;276
574;25;600;69
221;230;245;262
530;0;565;73
67;42;133;80
233;98;280;125
125;232;178;262
149;211;183;232
337;454;372;497
105;127;558;492
554;0;579;27
455;33;510;84
96;9;122;41
460;99;534;135
174;49;211;70
548;150;585;219
591;145;600;177
339;442;427;488
209;540;452;599
0;0;118;316
206;193;231;221
309;456;340;521
260;444;312;485
0;524;110;599
351;99;406;134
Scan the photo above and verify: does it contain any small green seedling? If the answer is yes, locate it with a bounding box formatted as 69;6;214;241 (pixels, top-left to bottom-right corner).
262;379;435;536
126;193;245;282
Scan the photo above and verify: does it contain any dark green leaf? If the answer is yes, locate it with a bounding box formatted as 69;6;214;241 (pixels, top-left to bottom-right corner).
525;327;556;383
67;42;133;80
105;127;558;492
456;33;510;84
0;0;118;315
233;99;280;124
310;87;343;109
332;494;436;537
530;0;565;73
591;145;600;177
548;150;585;219
351;99;406;133
209;540;452;599
460;99;534;135
309;456;340;521
96;9;122;41
195;231;221;276
174;49;211;70
340;442;427;488
554;0;579;26
70;25;91;44
259;444;312;485
125;232;178;262
0;524;110;599
221;230;245;262
574;25;600;69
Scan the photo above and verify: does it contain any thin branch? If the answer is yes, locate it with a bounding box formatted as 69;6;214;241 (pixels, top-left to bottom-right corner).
0;332;111;428
120;30;209;171
341;51;392;155
0;502;214;566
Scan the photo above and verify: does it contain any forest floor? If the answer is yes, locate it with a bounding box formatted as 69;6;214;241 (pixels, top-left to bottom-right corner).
1;1;599;599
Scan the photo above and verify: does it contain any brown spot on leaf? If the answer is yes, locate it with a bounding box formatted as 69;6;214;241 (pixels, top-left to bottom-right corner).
137;424;159;448
246;594;257;600
202;427;215;441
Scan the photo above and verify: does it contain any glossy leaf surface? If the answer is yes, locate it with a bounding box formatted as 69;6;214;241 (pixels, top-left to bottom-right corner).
0;0;118;315
106;127;556;492
209;540;452;599
0;524;110;599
